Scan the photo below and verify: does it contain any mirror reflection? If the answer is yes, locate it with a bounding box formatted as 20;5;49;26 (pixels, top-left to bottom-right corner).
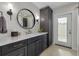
17;9;35;29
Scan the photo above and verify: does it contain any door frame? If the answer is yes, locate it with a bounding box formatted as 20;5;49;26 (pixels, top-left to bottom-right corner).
55;13;72;48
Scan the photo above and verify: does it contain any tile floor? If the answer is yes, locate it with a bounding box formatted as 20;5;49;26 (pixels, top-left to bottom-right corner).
40;45;77;56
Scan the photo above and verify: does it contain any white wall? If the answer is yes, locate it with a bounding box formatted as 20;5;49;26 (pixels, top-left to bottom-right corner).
53;3;78;51
0;2;40;38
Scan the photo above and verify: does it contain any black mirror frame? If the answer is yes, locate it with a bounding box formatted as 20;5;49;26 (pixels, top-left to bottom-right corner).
17;8;35;29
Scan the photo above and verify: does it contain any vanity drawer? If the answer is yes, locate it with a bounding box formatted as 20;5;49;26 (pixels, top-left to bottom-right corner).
27;35;47;45
2;40;25;55
27;36;41;45
6;47;25;56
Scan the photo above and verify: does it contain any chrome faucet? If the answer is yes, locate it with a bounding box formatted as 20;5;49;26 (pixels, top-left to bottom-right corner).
27;29;31;34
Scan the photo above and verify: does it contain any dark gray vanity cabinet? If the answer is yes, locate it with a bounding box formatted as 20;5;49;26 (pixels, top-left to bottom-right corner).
27;35;47;56
40;7;53;47
0;34;47;56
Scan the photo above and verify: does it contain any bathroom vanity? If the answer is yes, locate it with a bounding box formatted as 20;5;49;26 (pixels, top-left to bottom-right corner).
0;32;47;56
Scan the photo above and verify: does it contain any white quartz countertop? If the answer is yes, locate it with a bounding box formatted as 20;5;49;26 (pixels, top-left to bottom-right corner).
0;32;48;46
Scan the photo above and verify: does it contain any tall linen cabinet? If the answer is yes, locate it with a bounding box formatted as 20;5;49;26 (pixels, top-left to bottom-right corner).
40;6;53;47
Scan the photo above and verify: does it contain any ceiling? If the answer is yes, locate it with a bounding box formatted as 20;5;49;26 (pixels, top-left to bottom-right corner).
33;2;75;9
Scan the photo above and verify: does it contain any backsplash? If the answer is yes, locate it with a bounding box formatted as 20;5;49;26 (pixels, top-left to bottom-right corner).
0;2;40;37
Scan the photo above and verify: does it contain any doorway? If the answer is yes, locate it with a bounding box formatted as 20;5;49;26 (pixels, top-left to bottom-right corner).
56;13;72;48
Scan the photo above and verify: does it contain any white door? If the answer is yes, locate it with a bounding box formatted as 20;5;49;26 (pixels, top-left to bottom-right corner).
56;13;72;47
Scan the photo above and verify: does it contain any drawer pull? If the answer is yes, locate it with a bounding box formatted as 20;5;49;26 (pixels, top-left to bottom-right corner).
16;53;24;56
14;44;24;48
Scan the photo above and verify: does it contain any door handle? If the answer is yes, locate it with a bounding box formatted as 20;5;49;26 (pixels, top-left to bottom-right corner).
69;31;71;34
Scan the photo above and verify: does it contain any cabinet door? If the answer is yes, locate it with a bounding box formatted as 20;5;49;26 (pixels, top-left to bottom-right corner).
27;40;42;56
6;48;25;56
48;8;53;46
0;48;1;56
25;46;27;56
27;35;47;56
40;7;49;32
35;39;42;56
35;35;47;56
27;43;36;56
42;35;47;50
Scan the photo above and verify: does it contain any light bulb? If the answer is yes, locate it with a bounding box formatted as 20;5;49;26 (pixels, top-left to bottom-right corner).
8;3;13;10
36;15;39;20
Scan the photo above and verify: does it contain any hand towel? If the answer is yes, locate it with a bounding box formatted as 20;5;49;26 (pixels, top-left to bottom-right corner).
0;16;7;33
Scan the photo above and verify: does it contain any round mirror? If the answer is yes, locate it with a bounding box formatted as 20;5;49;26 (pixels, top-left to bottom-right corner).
17;8;35;29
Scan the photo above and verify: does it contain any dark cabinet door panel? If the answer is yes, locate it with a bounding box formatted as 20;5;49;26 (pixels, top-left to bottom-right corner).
6;48;25;56
25;46;27;56
0;48;1;56
35;40;42;56
27;42;36;56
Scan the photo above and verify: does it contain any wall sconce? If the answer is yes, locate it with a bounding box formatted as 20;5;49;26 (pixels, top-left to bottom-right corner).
36;15;39;22
7;9;13;20
7;3;13;20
